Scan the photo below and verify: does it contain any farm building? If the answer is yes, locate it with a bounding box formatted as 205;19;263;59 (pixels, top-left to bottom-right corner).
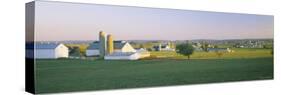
192;43;203;51
85;42;100;57
86;41;136;56
153;44;175;51
26;43;69;59
104;49;150;60
86;31;150;60
104;52;139;60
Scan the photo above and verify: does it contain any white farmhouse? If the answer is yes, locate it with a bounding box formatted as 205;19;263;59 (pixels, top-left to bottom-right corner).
26;43;69;59
153;44;175;51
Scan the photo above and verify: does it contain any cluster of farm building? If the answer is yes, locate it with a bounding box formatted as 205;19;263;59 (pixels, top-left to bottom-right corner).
26;31;272;60
26;31;151;60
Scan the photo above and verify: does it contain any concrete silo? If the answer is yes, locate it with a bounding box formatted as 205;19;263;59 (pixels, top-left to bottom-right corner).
107;34;114;55
158;44;162;51
99;31;107;58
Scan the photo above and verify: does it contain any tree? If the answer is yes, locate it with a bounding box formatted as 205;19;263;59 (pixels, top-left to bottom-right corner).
201;42;209;52
139;44;145;48
176;43;194;60
168;42;175;49
69;47;82;57
214;45;219;48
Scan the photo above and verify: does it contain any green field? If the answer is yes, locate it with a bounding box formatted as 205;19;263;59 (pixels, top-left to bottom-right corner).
151;48;273;59
35;56;273;93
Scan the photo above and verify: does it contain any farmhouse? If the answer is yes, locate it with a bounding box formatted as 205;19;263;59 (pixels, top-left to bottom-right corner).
192;43;203;51
26;43;69;59
153;44;175;51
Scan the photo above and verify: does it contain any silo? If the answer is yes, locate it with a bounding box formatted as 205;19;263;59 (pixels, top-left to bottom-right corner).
107;34;114;54
158;44;162;51
99;31;107;58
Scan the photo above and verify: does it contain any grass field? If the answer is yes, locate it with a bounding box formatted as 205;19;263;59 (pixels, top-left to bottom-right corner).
35;57;273;93
151;48;273;59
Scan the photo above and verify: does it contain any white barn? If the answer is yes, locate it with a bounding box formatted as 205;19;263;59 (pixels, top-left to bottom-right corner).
104;52;139;60
86;41;100;56
26;43;69;59
104;50;150;60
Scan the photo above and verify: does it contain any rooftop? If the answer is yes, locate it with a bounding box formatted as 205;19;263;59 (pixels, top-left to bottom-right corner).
87;41;127;50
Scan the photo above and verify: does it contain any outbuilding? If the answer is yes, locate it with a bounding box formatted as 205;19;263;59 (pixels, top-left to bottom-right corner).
104;52;139;60
26;43;69;59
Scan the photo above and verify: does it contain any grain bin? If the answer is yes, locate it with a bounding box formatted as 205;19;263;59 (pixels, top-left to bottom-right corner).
107;34;114;54
99;31;107;58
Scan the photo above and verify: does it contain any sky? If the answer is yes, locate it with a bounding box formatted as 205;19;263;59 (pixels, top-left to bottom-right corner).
33;1;274;41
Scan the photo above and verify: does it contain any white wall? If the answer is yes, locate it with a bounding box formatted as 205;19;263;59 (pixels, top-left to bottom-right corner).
104;53;139;60
121;43;136;52
55;44;69;58
34;44;69;59
86;49;100;56
35;49;56;59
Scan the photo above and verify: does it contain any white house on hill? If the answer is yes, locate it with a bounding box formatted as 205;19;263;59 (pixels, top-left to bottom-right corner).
153;44;175;51
86;41;136;56
26;43;69;59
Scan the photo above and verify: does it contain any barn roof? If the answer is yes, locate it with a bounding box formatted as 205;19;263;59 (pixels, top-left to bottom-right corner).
87;41;99;49
87;41;127;50
114;42;127;49
26;42;62;49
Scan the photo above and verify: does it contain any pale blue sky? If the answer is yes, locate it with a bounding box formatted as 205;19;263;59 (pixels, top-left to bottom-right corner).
34;1;274;41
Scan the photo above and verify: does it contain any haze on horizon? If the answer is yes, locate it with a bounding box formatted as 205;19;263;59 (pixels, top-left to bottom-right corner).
33;1;274;41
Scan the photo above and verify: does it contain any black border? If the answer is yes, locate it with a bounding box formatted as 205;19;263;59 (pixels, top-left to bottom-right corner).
25;1;35;94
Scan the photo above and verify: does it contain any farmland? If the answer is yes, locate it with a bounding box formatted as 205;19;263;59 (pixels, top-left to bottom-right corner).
35;55;273;93
150;48;273;59
34;47;273;93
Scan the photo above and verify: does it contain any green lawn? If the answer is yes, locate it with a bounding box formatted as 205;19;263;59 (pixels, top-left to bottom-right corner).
35;57;273;93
